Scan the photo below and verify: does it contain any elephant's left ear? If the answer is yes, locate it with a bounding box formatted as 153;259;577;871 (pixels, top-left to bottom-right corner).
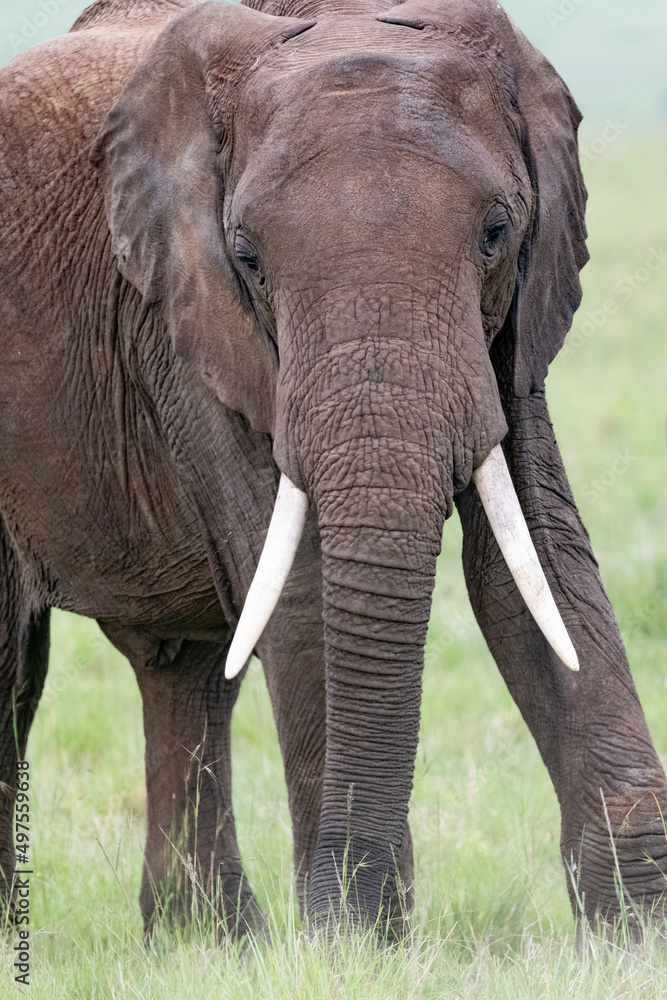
91;2;314;433
503;16;589;397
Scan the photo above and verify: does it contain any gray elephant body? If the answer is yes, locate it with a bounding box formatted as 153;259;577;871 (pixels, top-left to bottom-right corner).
1;0;666;936
0;0;306;931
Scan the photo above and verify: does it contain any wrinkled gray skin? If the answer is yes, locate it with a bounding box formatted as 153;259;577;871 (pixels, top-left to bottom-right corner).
1;0;666;938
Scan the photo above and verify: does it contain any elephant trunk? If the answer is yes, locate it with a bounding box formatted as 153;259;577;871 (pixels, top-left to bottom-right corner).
307;461;443;928
227;283;577;929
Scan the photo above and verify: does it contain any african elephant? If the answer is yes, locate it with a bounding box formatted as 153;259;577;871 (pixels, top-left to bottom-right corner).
1;0;666;938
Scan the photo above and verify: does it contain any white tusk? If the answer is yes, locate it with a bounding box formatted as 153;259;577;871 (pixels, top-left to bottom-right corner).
472;445;579;672
225;474;309;680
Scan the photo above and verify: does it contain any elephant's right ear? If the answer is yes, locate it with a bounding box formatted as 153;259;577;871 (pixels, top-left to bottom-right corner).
92;2;314;433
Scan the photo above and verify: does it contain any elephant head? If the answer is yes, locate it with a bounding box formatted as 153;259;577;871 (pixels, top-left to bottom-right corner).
93;0;587;928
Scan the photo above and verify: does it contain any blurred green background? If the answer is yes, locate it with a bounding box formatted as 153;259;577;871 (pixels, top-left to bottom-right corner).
1;1;666;996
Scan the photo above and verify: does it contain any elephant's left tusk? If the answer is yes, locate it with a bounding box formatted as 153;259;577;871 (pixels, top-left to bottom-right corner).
472;445;580;672
225;474;309;680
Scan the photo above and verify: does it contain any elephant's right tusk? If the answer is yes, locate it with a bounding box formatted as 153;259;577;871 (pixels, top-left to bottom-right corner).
472;445;580;672
225;473;309;680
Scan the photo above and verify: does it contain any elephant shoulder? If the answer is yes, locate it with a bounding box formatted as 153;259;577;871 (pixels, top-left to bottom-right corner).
0;1;194;182
0;2;197;276
71;0;197;32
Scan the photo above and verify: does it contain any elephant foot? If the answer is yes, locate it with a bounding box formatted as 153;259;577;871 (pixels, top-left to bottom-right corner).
564;792;667;939
213;866;267;942
0;851;31;933
141;860;266;944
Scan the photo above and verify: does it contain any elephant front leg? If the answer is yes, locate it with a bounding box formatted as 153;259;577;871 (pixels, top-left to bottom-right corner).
102;624;263;938
254;512;327;920
456;387;667;931
257;625;326;921
137;642;263;937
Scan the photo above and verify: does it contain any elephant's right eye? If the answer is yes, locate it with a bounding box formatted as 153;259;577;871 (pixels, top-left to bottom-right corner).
235;232;263;282
480;205;511;261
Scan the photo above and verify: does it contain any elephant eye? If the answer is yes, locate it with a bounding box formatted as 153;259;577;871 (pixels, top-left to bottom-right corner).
480;205;511;259
235;231;264;283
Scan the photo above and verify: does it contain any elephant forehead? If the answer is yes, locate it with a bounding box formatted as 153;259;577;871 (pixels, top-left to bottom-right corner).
262;14;474;75
232;30;518;219
254;28;491;121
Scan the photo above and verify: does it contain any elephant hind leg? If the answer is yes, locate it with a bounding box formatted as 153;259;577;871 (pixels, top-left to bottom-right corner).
100;623;263;940
0;521;50;906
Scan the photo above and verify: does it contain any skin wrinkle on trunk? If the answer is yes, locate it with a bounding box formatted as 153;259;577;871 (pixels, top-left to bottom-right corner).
309;477;442;925
273;276;508;501
312;528;433;925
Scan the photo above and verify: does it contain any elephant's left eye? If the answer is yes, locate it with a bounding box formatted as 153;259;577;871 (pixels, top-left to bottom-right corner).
235;232;265;284
480;206;511;259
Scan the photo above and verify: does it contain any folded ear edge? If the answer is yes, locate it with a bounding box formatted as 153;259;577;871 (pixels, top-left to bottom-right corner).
508;32;589;397
89;1;315;433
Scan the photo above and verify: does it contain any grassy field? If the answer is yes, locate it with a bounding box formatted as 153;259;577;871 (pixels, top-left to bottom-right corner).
1;129;667;1000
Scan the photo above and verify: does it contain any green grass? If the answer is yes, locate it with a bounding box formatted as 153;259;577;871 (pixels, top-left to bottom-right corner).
1;131;667;997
